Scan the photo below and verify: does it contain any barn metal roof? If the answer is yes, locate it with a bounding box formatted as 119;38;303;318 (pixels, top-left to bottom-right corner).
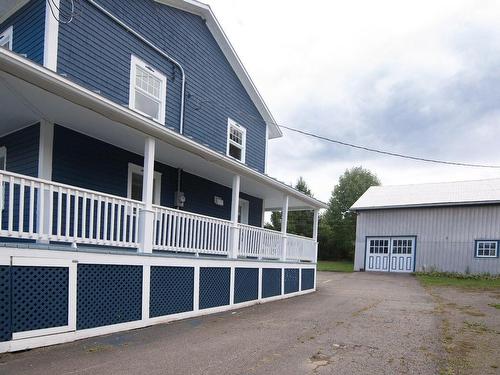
351;178;500;211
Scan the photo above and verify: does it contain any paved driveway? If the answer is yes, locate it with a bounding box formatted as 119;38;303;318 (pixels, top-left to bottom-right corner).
0;272;441;375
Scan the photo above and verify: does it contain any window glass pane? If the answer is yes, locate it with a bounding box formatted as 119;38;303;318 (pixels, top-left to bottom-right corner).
230;127;243;145
135;66;161;99
0;155;5;171
229;143;242;160
134;90;160;120
131;172;143;201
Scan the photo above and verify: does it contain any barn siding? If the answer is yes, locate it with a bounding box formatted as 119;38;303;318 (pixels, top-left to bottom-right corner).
0;124;40;177
354;206;500;274
57;0;267;173
0;0;46;65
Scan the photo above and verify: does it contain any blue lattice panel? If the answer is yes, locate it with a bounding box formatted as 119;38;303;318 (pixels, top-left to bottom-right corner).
262;268;281;298
199;267;230;309
77;264;142;330
0;266;11;342
234;268;258;304
301;269;315;291
150;266;194;318
11;266;69;333
284;268;299;294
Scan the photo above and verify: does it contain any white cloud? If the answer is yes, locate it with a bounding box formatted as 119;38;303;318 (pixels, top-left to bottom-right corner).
209;0;500;202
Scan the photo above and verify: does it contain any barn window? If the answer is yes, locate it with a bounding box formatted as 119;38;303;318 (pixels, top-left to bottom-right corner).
227;118;246;162
368;238;389;254
0;26;13;50
129;55;167;124
475;241;498;258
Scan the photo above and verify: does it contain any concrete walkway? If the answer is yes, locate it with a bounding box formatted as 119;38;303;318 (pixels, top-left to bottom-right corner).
0;272;441;375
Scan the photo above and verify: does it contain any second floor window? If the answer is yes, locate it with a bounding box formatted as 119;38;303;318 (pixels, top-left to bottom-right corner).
227;119;246;162
129;55;167;125
0;26;13;50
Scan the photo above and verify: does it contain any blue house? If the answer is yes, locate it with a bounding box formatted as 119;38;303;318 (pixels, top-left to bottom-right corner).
0;0;326;352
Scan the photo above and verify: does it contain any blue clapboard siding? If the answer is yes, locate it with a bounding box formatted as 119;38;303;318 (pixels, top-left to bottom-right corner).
234;268;258;304
301;269;315;291
0;124;40;177
262;268;281;298
0;0;46;65
150;266;194;317
11;266;69;332
0;266;11;342
52;126;263;225
77;264;143;330
57;0;267;173
199;267;230;309
284;269;299;294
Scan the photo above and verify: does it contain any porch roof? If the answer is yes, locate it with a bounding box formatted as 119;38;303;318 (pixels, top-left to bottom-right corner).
0;49;327;211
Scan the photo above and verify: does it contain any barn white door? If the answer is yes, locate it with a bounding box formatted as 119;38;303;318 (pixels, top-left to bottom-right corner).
389;238;415;273
365;238;390;272
365;237;415;273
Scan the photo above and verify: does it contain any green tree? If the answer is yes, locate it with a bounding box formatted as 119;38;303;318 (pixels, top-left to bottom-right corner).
321;167;380;260
266;177;314;237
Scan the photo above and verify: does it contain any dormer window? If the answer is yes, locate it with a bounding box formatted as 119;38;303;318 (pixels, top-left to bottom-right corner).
129;55;167;125
0;26;13;50
227;119;246;162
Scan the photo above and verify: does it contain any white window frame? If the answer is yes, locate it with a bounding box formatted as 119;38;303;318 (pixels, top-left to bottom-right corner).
129;55;167;125
0;26;13;50
475;240;498;258
226;118;246;163
127;163;162;205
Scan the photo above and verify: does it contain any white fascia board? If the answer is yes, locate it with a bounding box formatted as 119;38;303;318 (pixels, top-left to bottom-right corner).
0;0;29;24
0;49;325;209
154;0;282;140
350;200;500;211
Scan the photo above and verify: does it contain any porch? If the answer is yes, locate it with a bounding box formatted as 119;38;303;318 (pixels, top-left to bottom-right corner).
0;168;317;262
0;47;325;263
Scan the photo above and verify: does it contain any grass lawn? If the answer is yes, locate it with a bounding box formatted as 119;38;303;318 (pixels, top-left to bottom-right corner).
317;261;353;272
416;273;500;289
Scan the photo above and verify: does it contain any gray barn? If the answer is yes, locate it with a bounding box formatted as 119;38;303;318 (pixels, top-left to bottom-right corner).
351;179;500;275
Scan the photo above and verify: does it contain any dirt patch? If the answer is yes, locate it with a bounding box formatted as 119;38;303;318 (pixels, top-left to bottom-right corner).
426;286;500;375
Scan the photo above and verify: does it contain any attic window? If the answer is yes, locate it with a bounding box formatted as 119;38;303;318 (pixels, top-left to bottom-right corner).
0;26;13;50
129;55;167;124
227;119;246;162
475;241;498;258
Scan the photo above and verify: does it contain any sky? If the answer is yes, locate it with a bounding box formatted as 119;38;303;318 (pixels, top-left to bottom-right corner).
208;0;500;203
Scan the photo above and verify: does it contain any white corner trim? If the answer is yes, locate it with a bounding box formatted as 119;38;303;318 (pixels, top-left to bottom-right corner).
43;0;59;71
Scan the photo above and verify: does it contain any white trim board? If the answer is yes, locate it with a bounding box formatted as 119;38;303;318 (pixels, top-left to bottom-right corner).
43;0;59;71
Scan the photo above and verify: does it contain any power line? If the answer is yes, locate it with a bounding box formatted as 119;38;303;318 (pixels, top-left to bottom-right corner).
278;125;500;169
188;94;500;169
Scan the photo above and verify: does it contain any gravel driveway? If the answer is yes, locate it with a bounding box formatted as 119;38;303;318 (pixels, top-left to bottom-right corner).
0;272;442;375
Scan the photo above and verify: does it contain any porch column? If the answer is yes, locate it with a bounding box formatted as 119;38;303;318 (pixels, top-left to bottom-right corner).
313;209;319;263
138;136;155;253
280;195;289;261
37;120;54;243
229;174;240;259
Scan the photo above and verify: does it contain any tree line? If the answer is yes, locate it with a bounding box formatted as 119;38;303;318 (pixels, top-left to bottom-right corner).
265;167;380;260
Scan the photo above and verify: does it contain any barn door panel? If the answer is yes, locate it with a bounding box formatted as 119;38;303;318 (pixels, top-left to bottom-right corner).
365;238;390;271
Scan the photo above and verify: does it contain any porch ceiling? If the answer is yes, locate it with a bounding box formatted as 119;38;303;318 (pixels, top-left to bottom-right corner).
0;49;326;211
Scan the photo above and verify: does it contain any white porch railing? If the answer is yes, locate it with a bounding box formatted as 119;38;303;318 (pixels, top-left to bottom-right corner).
152;205;231;256
238;223;282;259
0;170;142;247
0;170;317;262
286;233;317;262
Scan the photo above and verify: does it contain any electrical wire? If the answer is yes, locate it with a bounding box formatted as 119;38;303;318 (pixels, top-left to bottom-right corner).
188;94;500;169
46;0;79;25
